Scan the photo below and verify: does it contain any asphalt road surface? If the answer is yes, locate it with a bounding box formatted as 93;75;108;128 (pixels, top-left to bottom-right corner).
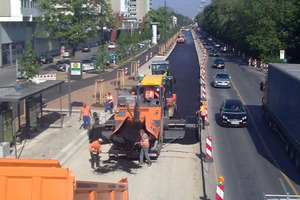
62;31;205;199
204;44;300;199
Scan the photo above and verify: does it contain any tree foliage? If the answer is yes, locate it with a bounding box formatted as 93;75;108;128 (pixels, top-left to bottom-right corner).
36;0;115;57
196;0;300;62
18;41;40;80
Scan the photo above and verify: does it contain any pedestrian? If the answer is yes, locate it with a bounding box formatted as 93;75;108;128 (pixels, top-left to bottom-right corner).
136;129;152;166
89;138;102;169
15;79;21;91
80;103;92;130
105;92;113;114
196;102;206;130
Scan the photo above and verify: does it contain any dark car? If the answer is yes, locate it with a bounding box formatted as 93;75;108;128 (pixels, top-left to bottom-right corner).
210;49;219;57
213;58;225;68
56;59;70;72
219;99;248;127
39;55;53;64
82;44;91;52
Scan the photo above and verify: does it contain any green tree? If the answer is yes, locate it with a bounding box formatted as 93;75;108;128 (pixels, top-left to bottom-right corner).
17;41;40;80
36;0;115;58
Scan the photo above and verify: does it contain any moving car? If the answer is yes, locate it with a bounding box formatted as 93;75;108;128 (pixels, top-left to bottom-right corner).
82;59;94;71
213;71;231;88
210;49;219;57
39;55;53;64
82;44;91;52
213;58;225;68
219;99;248;127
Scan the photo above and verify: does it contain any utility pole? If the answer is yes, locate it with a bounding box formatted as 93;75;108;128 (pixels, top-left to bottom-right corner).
164;0;167;49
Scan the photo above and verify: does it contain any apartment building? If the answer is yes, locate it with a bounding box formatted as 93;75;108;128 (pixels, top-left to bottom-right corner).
130;0;152;24
0;0;61;67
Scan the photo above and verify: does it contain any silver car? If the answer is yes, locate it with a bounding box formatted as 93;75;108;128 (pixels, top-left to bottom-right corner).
213;71;231;88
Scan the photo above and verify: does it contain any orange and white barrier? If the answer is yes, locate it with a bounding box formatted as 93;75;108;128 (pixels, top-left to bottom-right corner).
201;75;205;85
150;52;153;58
146;55;149;62
201;85;206;100
137;60;140;67
254;59;257;68
205;106;208;124
124;66;128;75
249;58;252;66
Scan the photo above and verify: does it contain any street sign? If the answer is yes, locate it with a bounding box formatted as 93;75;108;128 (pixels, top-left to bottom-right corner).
280;50;285;60
70;60;82;80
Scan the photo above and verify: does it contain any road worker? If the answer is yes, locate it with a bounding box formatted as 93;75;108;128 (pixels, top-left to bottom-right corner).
196;102;206;130
137;129;152;166
89;138;102;169
80;103;92;130
105;92;114;114
145;86;159;100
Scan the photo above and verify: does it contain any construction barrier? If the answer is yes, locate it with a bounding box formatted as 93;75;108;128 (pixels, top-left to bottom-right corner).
146;54;149;62
32;74;56;84
201;75;205;85
150;52;153;58
254;59;257;68
205;106;209;124
249;58;252;66
216;184;225;200
137;60;140;67
205;136;213;163
201;85;206;100
124;66;128;75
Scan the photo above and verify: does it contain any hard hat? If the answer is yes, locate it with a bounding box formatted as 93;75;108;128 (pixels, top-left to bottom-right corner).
98;138;103;142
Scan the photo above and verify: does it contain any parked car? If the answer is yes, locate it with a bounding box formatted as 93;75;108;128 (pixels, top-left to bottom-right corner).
213;58;225;68
39;55;53;64
213;71;231;88
210;49;219;57
56;59;70;72
82;44;91;52
108;42;116;49
82;59;94;71
219;99;248;127
63;49;73;58
221;46;228;53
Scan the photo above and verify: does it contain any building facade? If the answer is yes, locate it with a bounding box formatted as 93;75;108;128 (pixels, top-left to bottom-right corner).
0;0;61;67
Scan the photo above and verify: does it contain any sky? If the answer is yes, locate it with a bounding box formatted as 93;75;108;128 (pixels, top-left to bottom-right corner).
152;0;211;19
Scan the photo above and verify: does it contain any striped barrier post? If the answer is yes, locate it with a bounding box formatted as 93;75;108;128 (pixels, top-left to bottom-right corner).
249;58;252;66
216;176;225;200
124;66;128;75
201;85;206;100
137;60;140;67
146;55;149;62
205;106;209;125
150;52;153;58
260;61;263;70
254;59;257;68
205;136;213;163
201;75;205;85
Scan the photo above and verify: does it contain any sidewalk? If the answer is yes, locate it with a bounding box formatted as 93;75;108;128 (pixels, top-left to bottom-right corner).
7;42;175;165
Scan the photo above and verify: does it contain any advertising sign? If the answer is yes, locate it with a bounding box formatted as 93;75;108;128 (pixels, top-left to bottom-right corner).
71;61;81;75
2;110;13;142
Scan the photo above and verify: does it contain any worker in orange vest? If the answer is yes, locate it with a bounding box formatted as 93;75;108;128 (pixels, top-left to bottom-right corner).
136;129;152;166
196;102;206;130
80;103;92;130
105;92;114;114
145;86;159;100
89;138;102;169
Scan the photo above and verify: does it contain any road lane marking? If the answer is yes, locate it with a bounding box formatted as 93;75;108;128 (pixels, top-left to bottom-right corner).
229;72;299;195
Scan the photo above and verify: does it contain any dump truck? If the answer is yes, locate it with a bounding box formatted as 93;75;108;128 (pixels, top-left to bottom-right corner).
0;158;128;200
149;60;170;76
261;63;300;169
91;75;196;158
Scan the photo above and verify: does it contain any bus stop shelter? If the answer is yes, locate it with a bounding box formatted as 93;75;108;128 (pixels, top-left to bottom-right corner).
0;80;64;145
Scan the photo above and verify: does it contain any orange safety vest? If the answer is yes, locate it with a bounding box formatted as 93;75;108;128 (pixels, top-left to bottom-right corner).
140;133;149;146
89;140;101;154
145;87;159;99
200;105;206;116
106;95;113;103
81;106;90;116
